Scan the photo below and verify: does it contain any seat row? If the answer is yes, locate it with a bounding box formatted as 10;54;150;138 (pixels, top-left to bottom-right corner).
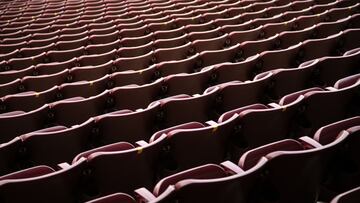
0;0;347;64
0;26;358;116
0;0;299;25
0;0;289;35
133;116;360;203
0;0;243;17
0;61;358;178
0;0;292;23
1;1;357;81
0;0;319;51
0;0;157;8
0;0;217;16
0;0;352;46
0;0;321;54
1;0;354;40
0;96;358;202
0;5;358;92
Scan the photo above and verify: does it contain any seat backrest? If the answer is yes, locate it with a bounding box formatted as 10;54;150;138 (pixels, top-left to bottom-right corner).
153;164;228;196
84;134;166;197
150;122;204;142
85;193;136;203
254;147;324;203
0;165;55;181
239;139;304;170
314;116;360;145
0;158;86;203
72;142;135;163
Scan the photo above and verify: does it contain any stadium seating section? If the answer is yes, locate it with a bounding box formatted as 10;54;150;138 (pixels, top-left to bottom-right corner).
0;0;359;202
